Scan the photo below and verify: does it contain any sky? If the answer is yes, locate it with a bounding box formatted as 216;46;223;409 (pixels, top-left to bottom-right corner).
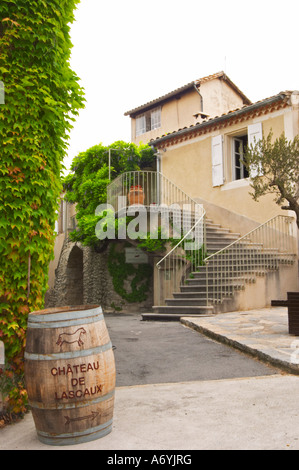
66;0;299;172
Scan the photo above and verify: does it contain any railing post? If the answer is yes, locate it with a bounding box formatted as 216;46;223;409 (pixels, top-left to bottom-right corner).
203;214;296;306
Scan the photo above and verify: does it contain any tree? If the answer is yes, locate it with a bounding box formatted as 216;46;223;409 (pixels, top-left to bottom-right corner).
63;141;172;307
0;0;85;415
244;131;299;229
63;141;156;251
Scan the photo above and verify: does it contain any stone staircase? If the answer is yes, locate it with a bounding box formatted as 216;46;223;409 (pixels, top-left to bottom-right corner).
143;217;296;321
143;218;240;320
106;171;296;322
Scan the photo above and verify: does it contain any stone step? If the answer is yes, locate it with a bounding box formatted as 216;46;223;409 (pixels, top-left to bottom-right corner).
173;291;208;299
206;235;239;244
191;268;261;276
185;276;250;286
206;241;239;251
142;313;214;322
203;254;288;266
151;305;215;316
165;297;208;306
180;284;243;294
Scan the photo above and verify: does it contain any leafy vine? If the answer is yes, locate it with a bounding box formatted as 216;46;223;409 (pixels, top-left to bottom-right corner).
108;244;152;303
0;0;85;416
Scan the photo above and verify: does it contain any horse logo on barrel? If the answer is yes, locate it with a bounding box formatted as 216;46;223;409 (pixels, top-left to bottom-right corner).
56;327;87;350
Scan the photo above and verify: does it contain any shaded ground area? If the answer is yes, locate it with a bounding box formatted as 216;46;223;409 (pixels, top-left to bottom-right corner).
105;313;280;387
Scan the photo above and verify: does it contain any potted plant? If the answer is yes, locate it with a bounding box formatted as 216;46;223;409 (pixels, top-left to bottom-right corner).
128;184;145;205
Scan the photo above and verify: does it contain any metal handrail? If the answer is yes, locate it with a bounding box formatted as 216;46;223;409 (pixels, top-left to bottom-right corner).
107;170;206;307
155;203;206;306
204;214;296;305
156;211;206;268
107;170;205;212
107;173;297;309
205;214;295;262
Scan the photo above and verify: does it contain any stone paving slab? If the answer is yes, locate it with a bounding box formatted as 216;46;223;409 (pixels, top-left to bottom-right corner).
181;307;299;375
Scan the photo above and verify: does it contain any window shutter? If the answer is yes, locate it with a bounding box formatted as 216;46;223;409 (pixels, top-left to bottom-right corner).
212;135;224;187
136;115;146;136
248;123;263;177
248;123;263;148
151;107;161;130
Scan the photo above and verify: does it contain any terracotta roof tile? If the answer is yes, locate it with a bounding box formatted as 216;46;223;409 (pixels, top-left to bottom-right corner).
149;91;293;147
124;71;251;117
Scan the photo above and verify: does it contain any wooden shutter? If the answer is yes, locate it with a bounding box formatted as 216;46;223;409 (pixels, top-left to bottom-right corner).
248;123;263;148
212;135;224;187
248;123;263;177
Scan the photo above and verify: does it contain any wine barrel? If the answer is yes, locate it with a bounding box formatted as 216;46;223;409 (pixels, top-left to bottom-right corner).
24;305;115;446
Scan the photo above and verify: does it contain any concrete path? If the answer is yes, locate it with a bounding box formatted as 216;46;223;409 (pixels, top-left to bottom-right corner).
1;307;299;450
1;374;299;450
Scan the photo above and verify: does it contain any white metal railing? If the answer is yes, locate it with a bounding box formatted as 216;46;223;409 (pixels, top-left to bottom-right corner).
107;171;206;242
204;215;297;305
107;171;160;212
156;210;206;306
108;173;297;310
107;170;203;216
107;171;206;307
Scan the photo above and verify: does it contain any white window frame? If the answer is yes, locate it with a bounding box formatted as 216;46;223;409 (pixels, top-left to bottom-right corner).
217;123;263;188
135;107;161;137
232;134;249;181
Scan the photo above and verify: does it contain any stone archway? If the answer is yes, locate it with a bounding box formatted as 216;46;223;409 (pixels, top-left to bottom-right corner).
65;245;84;306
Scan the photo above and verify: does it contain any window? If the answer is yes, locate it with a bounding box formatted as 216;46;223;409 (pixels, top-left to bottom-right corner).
135;107;161;136
151;108;161;130
211;123;263;188
232;134;249;180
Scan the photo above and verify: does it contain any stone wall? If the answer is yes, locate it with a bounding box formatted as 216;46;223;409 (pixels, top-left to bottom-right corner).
46;239;153;313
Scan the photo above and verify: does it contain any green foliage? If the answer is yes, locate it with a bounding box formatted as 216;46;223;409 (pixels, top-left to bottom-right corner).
108;244;152;303
0;363;27;415
136;226;179;253
184;245;207;266
244;131;299;228
0;0;85;414
63;141;156;250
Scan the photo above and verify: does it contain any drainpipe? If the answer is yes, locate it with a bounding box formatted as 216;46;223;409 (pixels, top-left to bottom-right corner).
193;83;203;112
151;146;161;205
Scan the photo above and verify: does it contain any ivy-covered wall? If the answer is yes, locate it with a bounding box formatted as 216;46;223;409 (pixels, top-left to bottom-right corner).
0;0;85;415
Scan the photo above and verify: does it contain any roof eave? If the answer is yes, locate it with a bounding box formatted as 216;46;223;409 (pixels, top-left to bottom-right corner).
219;73;252;106
149;93;290;147
124;81;197;117
124;72;251;117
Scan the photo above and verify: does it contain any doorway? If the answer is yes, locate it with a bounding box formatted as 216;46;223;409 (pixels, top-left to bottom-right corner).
65;246;84;306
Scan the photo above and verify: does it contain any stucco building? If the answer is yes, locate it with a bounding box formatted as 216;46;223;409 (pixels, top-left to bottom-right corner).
123;73;299;318
48;72;299;318
125;71;251;146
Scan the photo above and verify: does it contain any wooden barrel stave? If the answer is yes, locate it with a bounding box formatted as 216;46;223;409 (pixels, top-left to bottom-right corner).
24;305;115;446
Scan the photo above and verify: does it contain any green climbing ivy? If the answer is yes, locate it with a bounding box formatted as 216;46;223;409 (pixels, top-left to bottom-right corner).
0;0;85;415
63;140;156;251
108;244;152;303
